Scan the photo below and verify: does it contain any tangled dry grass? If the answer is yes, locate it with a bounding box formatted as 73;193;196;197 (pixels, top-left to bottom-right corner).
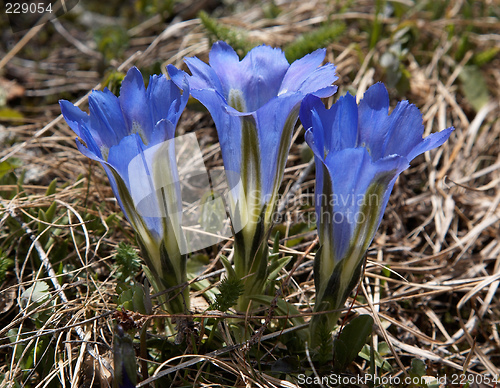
0;0;499;386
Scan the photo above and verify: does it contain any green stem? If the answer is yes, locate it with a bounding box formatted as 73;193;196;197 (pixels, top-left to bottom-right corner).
233;222;269;312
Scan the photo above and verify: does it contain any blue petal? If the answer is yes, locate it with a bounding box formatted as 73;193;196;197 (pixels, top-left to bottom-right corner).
107;133;165;239
165;67;191;127
357;83;390;159
322;148;408;262
378;101;427;159
61;66;188;248
147;75;181;128
285;63;338;98
119;67;153;143
61;105;106;160
299;94;322;133
59;100;89;139
310;107;327;158
184;57;224;93
205;42;290;112
253;94;302;199
298;63;338;96
107;133;142;189
407;126;455;161
301;93;358;158
170;73;190;125
304;122;324;160
280;49;326;94
358;84;454;161
323;93;358;152
166;65;190;90
74;126;104;160
190;88;243;191
309;84;338;99
88;88;127;148
100;163;134;233
305;128;326;224
151;119;176;146
237;45;290;111
206;41;241;97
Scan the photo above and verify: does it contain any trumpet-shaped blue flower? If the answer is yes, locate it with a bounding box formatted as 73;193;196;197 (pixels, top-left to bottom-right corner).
60;67;190;314
300;83;454;346
168;41;338;309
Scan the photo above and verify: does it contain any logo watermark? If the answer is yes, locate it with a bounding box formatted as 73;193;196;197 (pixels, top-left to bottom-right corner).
4;0;79;33
296;373;474;386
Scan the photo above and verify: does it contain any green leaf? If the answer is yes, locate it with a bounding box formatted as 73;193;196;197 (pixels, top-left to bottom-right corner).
369;0;384;49
284;23;345;62
20;281;53;322
7;328;29;367
427;377;441;388
45;178;57;196
459;65;490;112
38;208;48;235
198;191;226;233
45;202;57;223
263;1;281;19
267;255;292;283
131;285;147;314
284;222;311;247
21;281;50;307
116;282;147;314
410;358;426;378
220;255;237;280
272;230;280;254
333;337;348;371
300;142;314;163
270;356;300;374
102;70;126;96
17;169;25;191
94;26;129;62
105;213;117;227
333;314;374;372
0;159;21;180
187;254;218;302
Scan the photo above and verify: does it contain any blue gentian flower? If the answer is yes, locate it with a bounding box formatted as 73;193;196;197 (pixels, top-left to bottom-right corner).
59;67;190;313
168;41;338;309
300;83;454;345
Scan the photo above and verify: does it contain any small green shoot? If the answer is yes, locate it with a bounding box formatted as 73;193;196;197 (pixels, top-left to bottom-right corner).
284;23;345;63
210;277;244;312
115;242;142;283
198;11;254;57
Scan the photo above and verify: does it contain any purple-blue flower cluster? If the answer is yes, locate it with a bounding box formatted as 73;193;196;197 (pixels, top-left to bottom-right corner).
168;41;338;309
60;67;190;313
59;41;453;328
299;83;454;345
